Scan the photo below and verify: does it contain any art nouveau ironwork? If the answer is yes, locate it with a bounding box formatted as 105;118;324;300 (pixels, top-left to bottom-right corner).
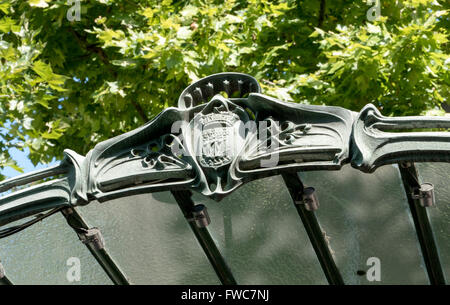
0;72;448;285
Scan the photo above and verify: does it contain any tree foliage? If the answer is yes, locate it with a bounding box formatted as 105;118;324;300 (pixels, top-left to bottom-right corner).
0;0;448;175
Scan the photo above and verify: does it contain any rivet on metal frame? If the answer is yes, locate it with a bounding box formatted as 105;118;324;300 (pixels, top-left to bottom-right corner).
400;162;413;168
192;204;211;228
302;187;320;211
412;183;435;207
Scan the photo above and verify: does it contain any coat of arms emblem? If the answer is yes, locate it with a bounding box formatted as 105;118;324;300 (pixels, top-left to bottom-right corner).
198;111;239;168
181;94;251;197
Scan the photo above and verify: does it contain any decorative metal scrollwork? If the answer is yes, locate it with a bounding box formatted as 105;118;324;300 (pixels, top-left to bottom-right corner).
0;72;449;225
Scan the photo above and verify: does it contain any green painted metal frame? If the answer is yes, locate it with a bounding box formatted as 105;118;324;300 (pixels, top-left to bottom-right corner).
0;72;449;285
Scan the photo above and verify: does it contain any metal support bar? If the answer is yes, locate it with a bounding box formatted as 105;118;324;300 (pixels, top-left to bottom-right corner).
0;276;12;285
61;207;131;285
0;261;13;285
282;172;344;285
398;163;446;285
171;190;237;285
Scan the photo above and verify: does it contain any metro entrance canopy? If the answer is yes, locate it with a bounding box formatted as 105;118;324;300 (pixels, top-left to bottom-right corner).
0;73;448;285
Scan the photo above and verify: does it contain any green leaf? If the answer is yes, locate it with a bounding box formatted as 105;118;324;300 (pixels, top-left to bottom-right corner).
3;160;23;173
0;2;10;14
23;117;33;130
0;17;20;33
32;60;54;80
176;26;192;40
28;0;50;8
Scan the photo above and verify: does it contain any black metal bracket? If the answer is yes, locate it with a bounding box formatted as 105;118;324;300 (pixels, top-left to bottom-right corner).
186;204;211;228
78;227;105;250
171;190;237;285
61;207;130;285
411;183;435;208
282;172;344;285
398;162;446;285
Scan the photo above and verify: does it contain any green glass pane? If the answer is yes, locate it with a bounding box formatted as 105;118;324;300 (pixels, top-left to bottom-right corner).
191;175;328;285
77;192;220;284
0;213;111;285
301;164;429;284
416;162;450;281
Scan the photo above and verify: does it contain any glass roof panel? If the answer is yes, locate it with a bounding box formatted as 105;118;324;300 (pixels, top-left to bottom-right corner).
2;163;446;284
0;213;111;284
301;164;429;284
77;192;220;284
191;175;328;285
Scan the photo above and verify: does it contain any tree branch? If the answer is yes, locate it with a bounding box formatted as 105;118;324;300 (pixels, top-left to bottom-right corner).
318;0;326;28
67;27;149;123
131;100;149;122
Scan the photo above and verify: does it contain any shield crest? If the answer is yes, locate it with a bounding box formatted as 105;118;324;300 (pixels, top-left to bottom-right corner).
182;94;251;198
198;112;238;168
